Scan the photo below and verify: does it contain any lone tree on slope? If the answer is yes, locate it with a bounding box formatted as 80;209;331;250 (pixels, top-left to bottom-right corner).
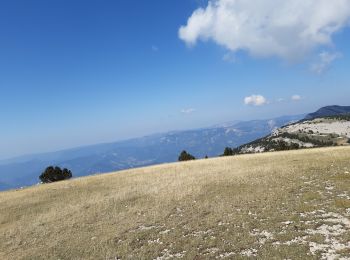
223;147;233;156
178;150;196;161
39;166;72;183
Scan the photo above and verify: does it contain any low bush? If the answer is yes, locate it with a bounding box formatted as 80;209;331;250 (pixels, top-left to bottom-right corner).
178;151;196;161
39;166;72;183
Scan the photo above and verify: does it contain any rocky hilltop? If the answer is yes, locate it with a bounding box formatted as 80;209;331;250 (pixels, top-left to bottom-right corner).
237;113;350;154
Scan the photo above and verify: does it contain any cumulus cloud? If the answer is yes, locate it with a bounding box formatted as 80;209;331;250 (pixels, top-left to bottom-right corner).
244;95;268;106
179;0;350;61
291;95;302;101
310;51;342;74
181;108;196;114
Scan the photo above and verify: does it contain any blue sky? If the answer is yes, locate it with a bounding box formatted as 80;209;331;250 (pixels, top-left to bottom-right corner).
1;0;350;159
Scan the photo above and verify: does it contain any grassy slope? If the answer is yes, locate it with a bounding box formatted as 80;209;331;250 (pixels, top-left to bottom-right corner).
1;147;350;259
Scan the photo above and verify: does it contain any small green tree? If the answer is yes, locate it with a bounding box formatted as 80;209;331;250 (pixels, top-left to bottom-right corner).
178;150;196;161
223;147;233;156
39;166;72;183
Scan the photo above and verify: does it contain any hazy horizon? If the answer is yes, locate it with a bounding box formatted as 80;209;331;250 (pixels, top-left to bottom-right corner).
1;0;350;159
1;109;313;161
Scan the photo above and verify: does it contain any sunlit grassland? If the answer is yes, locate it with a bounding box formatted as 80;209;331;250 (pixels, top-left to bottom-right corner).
1;147;350;259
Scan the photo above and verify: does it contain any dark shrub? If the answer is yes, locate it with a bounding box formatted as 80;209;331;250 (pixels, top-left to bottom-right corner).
178;151;196;161
223;147;233;156
39;166;72;183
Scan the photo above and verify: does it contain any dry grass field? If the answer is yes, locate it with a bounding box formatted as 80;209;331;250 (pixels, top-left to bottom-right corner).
1;147;350;259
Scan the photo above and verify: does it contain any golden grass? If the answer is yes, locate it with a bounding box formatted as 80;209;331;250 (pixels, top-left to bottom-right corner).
1;147;350;259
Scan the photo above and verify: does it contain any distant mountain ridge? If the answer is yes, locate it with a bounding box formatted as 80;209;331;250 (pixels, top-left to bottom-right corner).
305;105;350;120
3;106;350;191
0;114;304;191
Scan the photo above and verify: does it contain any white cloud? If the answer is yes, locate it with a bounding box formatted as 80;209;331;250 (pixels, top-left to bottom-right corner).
244;95;268;106
181;108;196;114
291;95;302;101
310;51;342;74
179;0;350;61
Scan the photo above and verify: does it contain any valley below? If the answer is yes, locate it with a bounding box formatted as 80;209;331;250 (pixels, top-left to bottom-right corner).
0;114;303;191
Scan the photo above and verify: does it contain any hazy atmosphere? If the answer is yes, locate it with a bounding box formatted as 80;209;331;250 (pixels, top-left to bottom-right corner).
1;0;350;159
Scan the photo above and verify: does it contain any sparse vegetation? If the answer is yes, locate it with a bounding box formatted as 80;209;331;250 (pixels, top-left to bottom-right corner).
237;136;302;153
280;132;334;146
324;114;350;121
237;127;340;155
274;140;300;151
39;166;72;183
1;147;350;259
